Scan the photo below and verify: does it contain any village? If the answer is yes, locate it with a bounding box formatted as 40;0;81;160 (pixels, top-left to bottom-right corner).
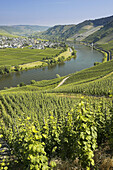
0;36;63;49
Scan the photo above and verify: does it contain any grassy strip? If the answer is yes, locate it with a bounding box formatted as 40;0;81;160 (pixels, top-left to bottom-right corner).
56;47;72;59
37;38;49;41
19;61;46;69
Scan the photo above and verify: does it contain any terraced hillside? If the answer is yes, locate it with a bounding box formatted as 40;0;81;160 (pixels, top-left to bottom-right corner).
51;60;113;96
71;26;102;41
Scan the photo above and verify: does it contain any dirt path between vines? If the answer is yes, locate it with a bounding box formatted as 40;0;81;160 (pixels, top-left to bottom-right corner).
55;76;70;89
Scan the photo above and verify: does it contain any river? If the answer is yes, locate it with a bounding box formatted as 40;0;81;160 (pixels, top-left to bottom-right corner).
0;44;103;90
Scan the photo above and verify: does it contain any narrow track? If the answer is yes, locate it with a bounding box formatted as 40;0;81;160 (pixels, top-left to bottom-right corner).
55;76;69;89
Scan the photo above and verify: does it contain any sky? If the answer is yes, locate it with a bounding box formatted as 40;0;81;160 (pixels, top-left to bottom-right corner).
0;0;113;26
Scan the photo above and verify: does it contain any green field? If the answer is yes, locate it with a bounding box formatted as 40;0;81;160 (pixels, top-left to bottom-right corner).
0;48;62;66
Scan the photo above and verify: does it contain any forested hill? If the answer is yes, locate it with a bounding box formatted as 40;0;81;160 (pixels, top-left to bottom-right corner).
41;15;113;40
91;15;113;26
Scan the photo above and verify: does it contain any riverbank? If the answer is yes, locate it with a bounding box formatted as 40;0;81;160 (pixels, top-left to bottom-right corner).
93;47;108;62
18;47;75;70
93;47;111;62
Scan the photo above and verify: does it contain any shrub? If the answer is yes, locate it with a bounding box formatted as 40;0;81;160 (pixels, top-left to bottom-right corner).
56;74;61;78
94;62;101;66
20;82;26;87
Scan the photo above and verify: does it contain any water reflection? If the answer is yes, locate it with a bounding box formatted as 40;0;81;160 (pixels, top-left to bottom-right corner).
15;71;21;77
42;67;46;71
1;73;13;81
48;64;57;70
58;62;65;67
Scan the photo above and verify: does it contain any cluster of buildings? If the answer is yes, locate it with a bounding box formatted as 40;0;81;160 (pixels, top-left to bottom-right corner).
29;41;61;49
0;36;62;49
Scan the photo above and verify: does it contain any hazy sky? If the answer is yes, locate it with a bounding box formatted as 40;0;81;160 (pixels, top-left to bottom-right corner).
0;0;113;26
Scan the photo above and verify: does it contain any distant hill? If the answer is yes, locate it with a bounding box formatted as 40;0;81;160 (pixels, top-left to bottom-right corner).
0;25;49;36
41;15;113;41
0;29;15;37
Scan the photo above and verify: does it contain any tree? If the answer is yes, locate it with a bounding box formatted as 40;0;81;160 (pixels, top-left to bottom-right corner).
14;65;20;71
30;80;36;84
